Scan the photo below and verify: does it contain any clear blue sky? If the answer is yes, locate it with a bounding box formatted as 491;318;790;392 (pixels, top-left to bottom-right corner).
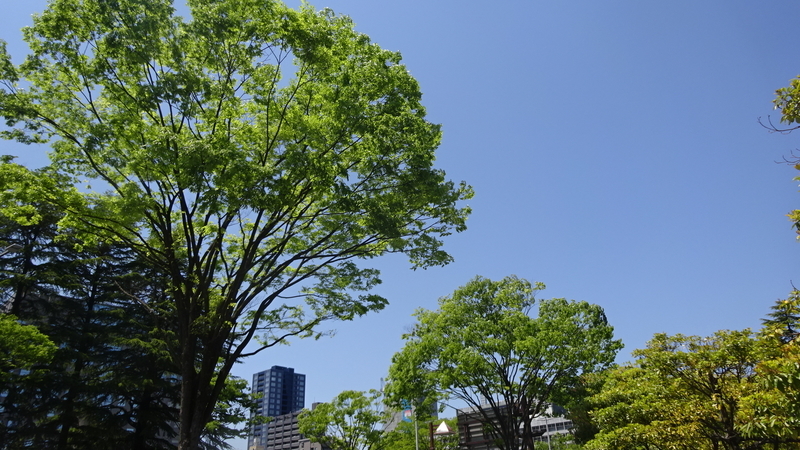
2;1;799;448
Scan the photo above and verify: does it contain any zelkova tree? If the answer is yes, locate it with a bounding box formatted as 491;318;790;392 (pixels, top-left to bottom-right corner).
0;0;472;448
385;276;622;450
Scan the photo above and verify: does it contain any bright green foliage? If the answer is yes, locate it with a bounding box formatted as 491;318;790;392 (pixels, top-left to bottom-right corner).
773;77;800;126
384;417;459;450
586;330;787;450
586;296;800;450
738;290;800;441
584;366;685;450
298;390;389;450
0;314;55;380
386;276;621;450
0;0;471;447
772;79;800;237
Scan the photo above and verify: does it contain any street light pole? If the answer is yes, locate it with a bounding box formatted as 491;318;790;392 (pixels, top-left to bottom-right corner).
544;416;551;450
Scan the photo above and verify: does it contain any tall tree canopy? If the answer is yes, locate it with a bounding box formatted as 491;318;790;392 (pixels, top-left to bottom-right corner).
385;275;621;450
0;0;472;448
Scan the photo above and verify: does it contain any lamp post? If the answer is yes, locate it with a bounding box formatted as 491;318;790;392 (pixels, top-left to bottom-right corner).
544;416;551;450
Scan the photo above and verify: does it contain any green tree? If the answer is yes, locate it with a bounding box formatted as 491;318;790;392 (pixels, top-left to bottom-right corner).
737;290;800;443
556;373;605;446
0;160;80;316
586;365;703;450
0;189;181;449
298;390;389;450
201;375;256;450
385;276;621;450
761;289;800;344
384;417;459;450
586;330;792;450
0;0;471;448
534;433;584;450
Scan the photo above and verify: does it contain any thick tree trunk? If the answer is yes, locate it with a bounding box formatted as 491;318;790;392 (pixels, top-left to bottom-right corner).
178;365;200;450
177;302;201;450
176;321;232;450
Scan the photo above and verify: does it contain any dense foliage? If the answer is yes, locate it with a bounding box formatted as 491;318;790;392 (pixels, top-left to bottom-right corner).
583;292;800;450
0;0;471;447
384;417;459;450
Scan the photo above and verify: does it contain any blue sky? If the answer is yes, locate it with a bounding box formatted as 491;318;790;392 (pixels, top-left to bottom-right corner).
2;1;799;447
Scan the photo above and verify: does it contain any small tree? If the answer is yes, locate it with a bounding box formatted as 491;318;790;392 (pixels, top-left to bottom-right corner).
386;275;621;450
298;390;389;450
384;417;459;450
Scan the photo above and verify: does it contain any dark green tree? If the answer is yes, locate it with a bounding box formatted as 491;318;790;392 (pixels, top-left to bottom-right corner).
761;290;800;344
0;168;180;449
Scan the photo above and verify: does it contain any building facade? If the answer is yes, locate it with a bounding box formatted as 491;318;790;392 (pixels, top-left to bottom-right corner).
457;403;573;450
249;366;307;450
258;411;303;450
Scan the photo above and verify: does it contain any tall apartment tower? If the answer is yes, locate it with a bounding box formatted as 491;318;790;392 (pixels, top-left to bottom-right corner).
249;366;306;450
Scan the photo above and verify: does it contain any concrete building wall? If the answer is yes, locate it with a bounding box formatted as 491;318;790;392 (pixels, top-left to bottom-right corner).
457;403;573;450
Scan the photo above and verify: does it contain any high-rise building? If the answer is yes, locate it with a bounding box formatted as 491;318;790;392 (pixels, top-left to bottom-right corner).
249;366;306;450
